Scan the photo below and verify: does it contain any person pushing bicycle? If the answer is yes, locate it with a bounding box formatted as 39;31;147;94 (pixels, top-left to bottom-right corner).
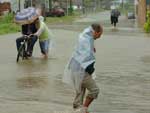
33;17;53;59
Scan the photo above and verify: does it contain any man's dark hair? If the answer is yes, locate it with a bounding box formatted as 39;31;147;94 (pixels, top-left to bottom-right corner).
91;23;103;33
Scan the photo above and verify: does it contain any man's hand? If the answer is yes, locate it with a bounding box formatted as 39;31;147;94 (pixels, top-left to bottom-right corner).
29;34;34;37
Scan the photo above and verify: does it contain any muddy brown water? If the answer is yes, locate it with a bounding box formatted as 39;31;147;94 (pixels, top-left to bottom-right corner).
0;12;150;113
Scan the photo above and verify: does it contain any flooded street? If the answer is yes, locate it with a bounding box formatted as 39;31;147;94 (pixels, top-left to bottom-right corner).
0;12;150;113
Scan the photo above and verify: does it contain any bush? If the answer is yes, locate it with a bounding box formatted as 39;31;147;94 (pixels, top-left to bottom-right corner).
144;11;150;33
0;13;20;35
0;23;20;35
0;13;14;23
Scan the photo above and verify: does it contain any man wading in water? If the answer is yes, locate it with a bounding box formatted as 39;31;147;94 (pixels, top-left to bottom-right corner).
63;23;103;113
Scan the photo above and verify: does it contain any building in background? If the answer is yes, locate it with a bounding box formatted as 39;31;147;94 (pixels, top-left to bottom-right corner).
1;0;50;13
11;0;25;13
0;0;11;15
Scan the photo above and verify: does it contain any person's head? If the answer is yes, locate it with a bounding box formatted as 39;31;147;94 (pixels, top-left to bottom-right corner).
36;8;42;16
91;23;103;40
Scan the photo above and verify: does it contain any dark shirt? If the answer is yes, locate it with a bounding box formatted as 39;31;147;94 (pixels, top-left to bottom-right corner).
22;23;37;35
111;9;120;17
85;62;95;75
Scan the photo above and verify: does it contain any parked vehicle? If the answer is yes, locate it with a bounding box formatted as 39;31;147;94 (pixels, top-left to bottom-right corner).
128;12;135;19
0;2;11;15
46;7;65;17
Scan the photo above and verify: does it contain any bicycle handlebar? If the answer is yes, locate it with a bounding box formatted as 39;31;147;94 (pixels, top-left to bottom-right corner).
23;34;35;38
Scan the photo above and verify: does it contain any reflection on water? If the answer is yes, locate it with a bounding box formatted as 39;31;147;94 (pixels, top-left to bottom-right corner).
111;28;119;32
141;55;150;63
17;76;48;89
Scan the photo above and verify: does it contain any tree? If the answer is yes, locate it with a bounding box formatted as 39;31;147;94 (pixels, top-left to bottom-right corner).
49;0;52;10
18;0;20;11
69;0;73;15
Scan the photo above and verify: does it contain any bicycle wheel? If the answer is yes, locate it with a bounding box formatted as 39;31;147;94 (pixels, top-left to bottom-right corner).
16;44;25;62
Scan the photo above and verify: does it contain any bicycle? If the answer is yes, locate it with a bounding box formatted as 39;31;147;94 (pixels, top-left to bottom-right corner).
16;35;32;62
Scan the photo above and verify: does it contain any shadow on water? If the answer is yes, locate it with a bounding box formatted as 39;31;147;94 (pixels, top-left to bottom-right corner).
15;56;58;73
15;58;51;90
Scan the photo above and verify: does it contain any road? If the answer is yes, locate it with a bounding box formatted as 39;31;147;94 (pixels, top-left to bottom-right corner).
0;11;150;113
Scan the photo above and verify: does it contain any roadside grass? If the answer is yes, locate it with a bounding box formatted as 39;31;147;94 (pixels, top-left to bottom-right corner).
0;13;20;35
0;23;20;35
46;15;78;25
0;13;80;35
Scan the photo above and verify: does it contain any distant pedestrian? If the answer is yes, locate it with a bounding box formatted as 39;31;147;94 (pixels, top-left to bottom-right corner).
63;23;103;113
111;9;120;27
33;17;53;59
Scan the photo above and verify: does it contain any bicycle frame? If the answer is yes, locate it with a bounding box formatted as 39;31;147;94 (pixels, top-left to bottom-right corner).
16;35;31;62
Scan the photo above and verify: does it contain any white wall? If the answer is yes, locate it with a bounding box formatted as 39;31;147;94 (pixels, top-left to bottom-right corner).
10;0;25;12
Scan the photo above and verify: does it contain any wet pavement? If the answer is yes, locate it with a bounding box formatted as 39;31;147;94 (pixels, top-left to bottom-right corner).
0;11;150;113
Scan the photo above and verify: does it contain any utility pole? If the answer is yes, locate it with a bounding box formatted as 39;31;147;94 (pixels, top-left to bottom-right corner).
69;0;73;15
31;0;32;7
94;0;97;12
82;0;85;14
99;0;102;9
49;0;52;10
66;0;69;16
122;0;124;9
18;0;20;11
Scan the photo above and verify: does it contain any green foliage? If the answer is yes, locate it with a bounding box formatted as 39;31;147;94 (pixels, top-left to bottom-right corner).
68;7;74;15
0;13;14;23
0;13;20;35
0;12;79;35
84;0;91;6
46;15;77;24
0;23;20;35
144;11;150;33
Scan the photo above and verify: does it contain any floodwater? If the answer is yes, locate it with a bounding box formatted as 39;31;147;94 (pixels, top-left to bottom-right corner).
0;11;150;113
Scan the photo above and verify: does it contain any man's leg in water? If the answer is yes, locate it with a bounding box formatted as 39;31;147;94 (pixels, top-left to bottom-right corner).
27;36;37;56
16;36;24;51
83;74;99;113
73;73;99;113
